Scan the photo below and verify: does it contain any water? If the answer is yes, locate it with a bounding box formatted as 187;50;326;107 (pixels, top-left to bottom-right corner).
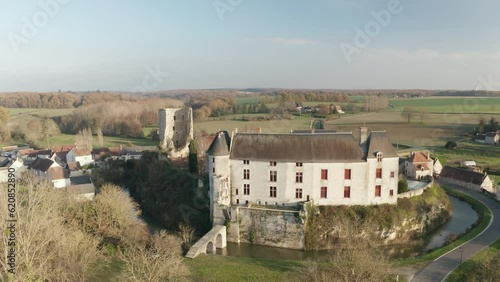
216;195;478;260
423;195;478;251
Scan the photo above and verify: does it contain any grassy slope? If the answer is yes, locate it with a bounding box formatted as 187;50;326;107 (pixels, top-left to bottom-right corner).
446;238;500;281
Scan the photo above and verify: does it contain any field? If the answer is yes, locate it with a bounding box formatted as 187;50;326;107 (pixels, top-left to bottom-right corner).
388;97;500;113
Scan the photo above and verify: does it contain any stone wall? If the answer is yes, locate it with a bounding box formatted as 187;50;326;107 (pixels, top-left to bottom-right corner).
159;108;193;158
227;206;305;249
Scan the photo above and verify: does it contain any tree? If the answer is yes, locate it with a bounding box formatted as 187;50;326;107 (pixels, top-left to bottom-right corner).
120;231;189;282
76;127;93;149
398;179;409;194
445;141;458;149
401;107;418;123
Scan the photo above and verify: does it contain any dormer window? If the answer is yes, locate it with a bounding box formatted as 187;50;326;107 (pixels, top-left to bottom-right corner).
376;152;383;162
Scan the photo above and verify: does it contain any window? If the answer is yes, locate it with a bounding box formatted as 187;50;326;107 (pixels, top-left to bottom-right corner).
236;199;239;204
389;189;394;197
375;185;381;197
296;172;303;183
321;169;328;180
173;126;175;131
243;160;249;165
244;184;250;195
344;169;351;180
235;188;239;195
390;171;395;178
377;152;383;162
212;167;215;173
376;168;382;179
270;161;277;166
321;187;328;198
295;188;303;199
243;169;250;180
296;162;303;167
212;157;215;163
269;171;277;182
344;186;351;198
270;186;277;198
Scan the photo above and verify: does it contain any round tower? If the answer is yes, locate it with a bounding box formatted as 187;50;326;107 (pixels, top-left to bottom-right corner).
206;131;231;225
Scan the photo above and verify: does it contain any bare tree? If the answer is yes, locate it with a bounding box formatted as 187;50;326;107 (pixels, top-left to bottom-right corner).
76;127;93;149
120;231;190;282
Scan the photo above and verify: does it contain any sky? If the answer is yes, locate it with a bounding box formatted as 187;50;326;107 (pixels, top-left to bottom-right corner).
1;0;500;92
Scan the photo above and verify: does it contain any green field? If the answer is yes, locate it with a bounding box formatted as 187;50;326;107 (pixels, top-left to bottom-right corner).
388;97;500;113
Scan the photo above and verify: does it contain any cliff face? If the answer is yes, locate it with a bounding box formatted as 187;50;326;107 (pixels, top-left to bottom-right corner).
305;185;451;251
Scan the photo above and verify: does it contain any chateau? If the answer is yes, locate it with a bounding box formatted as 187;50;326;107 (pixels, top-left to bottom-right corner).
207;127;399;226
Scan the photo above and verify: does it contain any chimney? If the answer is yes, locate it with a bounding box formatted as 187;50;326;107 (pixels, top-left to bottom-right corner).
359;127;368;146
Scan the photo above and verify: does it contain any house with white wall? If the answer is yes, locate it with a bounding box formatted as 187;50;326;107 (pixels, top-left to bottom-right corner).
66;148;93;166
28;157;70;188
404;151;436;180
440;166;493;193
207;127;399;225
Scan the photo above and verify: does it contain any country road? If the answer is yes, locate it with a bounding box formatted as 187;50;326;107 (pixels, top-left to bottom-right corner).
411;185;500;282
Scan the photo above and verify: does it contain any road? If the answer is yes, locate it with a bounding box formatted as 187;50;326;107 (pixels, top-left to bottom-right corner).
411;184;500;282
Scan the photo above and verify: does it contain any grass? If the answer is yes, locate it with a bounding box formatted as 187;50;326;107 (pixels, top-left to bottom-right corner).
395;187;492;267
388;97;500;113
194;115;313;134
445;238;500;281
185;254;305;282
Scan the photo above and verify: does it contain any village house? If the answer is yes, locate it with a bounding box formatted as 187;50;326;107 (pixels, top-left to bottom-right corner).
1;146;18;157
207;127;399;225
28;157;70;188
66;148;93;166
497;183;500;201
440;166;494;193
0;158;25;183
404;151;440;180
485;131;500;145
474;131;499;145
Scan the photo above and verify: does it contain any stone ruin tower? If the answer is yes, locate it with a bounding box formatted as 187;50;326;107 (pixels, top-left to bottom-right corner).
159;107;193;159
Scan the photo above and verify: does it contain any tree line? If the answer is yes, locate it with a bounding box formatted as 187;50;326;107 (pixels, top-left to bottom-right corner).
0;92;140;109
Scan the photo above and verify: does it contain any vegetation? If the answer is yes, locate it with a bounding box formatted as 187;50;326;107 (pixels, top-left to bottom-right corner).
305;185;451;252
398;178;409;194
92;152;211;235
0;180;189;282
446;238;500;282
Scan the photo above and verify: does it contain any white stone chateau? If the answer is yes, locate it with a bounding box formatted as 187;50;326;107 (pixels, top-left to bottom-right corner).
207;127;399;225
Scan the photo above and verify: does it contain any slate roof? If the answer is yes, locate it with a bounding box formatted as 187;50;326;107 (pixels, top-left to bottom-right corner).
475;134;486;141
29;158;54;172
440;166;488;186
207;131;231;156
230;132;364;162
366;131;398;159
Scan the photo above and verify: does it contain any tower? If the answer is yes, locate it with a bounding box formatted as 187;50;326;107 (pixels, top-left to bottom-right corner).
158;107;193;158
207;131;231;226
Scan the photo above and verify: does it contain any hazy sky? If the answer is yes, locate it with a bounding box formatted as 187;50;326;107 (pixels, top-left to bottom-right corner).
1;0;500;92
